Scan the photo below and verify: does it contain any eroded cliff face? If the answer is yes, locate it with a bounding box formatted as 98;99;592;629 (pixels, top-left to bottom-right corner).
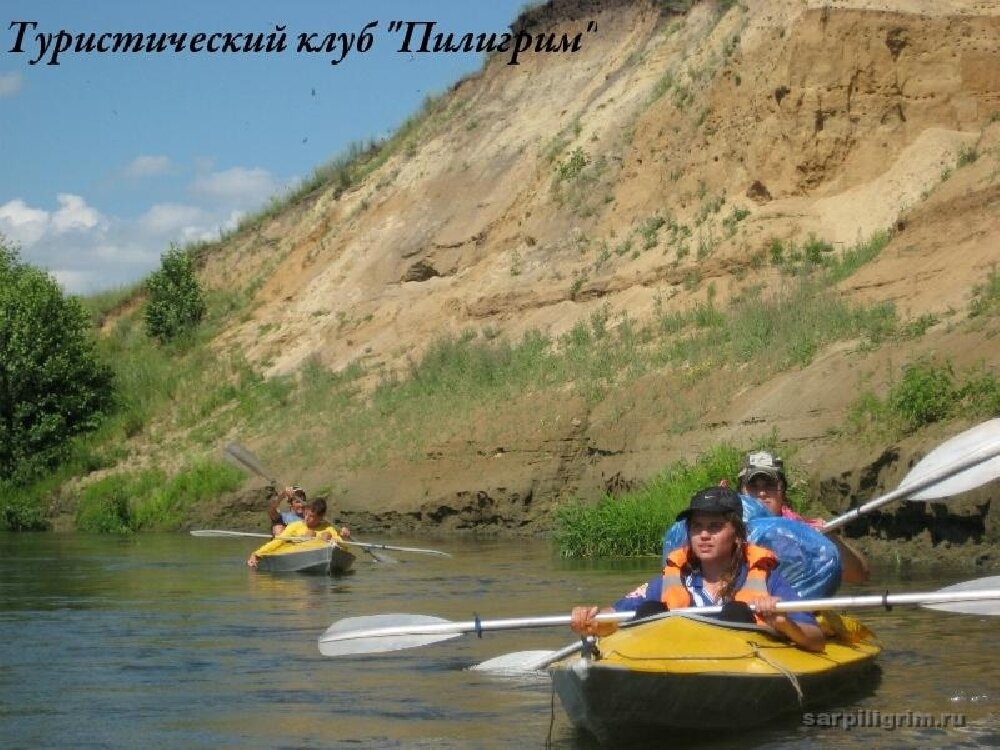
201;0;997;373
184;0;998;556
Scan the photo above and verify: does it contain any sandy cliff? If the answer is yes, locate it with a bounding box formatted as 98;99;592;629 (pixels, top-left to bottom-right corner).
171;0;1000;562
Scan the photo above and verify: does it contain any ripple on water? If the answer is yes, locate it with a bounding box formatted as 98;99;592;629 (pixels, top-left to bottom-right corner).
2;535;998;749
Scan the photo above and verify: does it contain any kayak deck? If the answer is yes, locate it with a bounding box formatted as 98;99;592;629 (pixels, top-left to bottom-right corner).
255;540;356;575
550;612;880;740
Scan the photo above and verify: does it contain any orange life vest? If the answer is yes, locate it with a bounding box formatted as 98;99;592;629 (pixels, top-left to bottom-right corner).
660;543;778;625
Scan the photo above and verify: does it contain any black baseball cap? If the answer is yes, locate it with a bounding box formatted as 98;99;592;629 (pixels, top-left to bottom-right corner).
676;486;743;521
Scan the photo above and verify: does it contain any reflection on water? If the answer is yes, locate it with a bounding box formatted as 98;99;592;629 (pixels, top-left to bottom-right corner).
0;533;996;749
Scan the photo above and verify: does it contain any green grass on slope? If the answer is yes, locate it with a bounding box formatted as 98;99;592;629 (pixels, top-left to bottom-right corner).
11;231;993;534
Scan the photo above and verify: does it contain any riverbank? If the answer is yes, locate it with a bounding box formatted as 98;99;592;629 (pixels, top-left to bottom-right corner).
185;488;1000;577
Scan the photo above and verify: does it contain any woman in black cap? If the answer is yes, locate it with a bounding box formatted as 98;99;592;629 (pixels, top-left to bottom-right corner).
570;486;825;652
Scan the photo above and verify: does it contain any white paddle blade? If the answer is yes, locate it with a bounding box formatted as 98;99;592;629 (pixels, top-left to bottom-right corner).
318;614;460;657
470;650;559;673
922;576;1000;615
472;640;588;674
899;418;1000;500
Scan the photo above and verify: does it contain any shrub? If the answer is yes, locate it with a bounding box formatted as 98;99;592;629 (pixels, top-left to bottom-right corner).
847;359;999;441
76;473;138;534
554;443;792;557
956;146;978;167
144;245;207;343
555;147;588;183
131;459;243;531
0;240;114;483
0;482;49;531
75;459;245;533
888;359;957;429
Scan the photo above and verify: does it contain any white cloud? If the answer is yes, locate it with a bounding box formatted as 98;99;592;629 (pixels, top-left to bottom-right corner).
93;242;161;264
191;166;279;206
0;164;286;294
1;194;105;244
0;72;23;98
124;155;172;178
50;268;100;291
52;193;103;233
0;199;49;245
140;203;206;233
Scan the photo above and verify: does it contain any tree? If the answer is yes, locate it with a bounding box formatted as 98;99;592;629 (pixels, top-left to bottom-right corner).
144;244;207;343
0;239;114;482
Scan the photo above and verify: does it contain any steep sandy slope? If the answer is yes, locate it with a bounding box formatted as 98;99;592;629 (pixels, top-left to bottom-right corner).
199;1;997;375
185;0;998;551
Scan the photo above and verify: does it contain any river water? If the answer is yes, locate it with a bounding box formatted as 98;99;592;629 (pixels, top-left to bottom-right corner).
1;532;996;749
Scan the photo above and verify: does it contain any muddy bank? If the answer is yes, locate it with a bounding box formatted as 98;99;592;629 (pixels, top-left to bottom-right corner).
184;412;1000;573
197;487;1000;574
194;442;1000;576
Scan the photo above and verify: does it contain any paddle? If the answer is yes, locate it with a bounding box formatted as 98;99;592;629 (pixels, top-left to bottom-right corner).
470;641;586;674
317;576;1000;657
223;442;279;486
221;442;397;563
822;418;1000;533
191;529;316;543
192;530;296;539
473;577;1000;673
190;529;451;558
476;422;1000;674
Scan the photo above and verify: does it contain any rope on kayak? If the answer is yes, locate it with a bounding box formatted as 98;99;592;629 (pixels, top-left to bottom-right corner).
753;646;804;705
546;676;557;748
882;590;893;611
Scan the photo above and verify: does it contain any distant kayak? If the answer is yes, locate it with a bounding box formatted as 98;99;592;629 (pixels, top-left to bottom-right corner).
255;540;356;575
550;612;879;741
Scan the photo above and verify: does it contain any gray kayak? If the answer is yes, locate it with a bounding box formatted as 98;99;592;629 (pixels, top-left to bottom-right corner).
255;541;356;575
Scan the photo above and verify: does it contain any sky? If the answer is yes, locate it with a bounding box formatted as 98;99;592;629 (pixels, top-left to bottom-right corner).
0;1;527;294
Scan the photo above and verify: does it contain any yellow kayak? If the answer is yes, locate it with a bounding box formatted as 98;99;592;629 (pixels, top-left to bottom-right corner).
255;540;356;575
550;612;880;740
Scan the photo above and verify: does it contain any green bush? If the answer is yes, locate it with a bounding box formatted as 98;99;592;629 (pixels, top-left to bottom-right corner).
0;481;49;531
130;459;243;531
555;444;755;557
956;146;978;167
144;245;206;343
555;147;588;183
74;459;245;534
0;240;114;483
76;473;139;534
847;359;999;440
888;359;957;430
